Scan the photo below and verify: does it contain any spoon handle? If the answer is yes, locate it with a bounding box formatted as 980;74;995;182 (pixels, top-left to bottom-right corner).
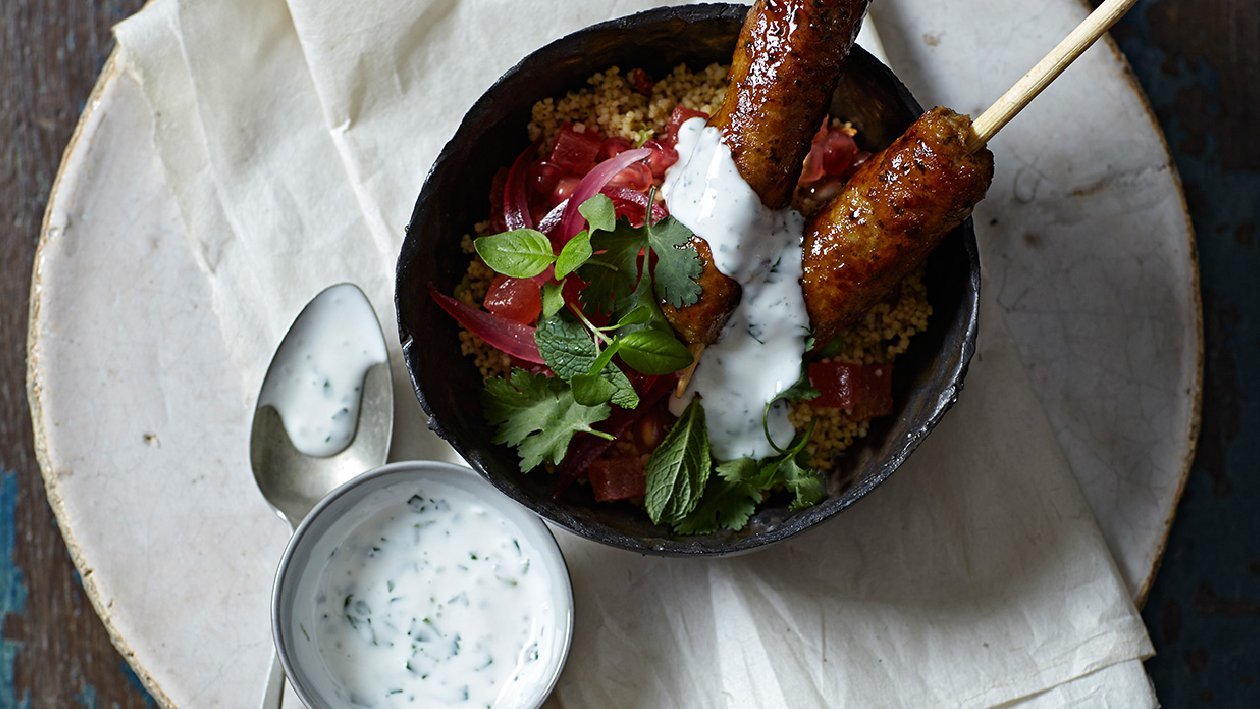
261;652;286;709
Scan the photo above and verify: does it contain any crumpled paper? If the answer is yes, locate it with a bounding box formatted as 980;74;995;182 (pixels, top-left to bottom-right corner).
115;0;1156;705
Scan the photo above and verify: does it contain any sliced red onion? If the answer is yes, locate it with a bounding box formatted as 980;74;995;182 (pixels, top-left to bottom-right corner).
601;186;668;226
503;144;536;231
428;283;544;364
537;199;568;237
557;148;651;242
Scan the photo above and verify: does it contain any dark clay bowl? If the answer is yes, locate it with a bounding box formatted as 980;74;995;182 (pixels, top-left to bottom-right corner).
397;3;980;556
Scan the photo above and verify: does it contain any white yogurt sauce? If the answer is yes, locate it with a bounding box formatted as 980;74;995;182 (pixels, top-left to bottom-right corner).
258;284;387;457
311;481;557;707
662;118;810;460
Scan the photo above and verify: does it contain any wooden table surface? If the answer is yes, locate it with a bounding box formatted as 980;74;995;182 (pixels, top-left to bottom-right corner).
3;0;1256;705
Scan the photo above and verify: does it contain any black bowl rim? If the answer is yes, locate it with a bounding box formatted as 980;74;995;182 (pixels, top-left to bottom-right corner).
397;2;981;556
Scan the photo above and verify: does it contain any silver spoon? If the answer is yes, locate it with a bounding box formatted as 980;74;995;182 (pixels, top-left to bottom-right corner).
250;283;394;709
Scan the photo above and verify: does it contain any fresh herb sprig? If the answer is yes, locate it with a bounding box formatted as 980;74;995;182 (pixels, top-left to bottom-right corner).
673;422;825;534
476;193;701;470
472;191;828;530
482;368;612;471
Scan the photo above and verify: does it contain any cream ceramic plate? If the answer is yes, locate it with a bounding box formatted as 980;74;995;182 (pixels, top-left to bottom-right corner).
29;2;1198;707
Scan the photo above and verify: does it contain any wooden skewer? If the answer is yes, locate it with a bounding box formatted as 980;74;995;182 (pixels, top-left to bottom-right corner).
967;0;1139;152
675;343;706;398
675;0;1139;397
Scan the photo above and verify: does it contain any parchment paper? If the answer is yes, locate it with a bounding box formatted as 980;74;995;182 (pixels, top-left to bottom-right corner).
115;0;1157;705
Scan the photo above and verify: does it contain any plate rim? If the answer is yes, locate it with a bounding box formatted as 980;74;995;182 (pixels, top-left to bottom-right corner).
25;12;1203;704
26;52;179;709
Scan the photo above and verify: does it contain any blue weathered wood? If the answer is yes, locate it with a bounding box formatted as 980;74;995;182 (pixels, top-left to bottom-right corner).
1;0;154;704
1113;0;1260;704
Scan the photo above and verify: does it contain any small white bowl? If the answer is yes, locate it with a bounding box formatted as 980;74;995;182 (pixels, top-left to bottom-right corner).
272;461;574;708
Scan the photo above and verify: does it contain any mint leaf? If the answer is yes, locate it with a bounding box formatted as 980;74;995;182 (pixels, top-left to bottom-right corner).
645;216;702;308
555;230;593;279
601;369;639;409
541;282;565;318
474;229;555;278
534;315;638;409
534;315;596;380
578;194;616;234
571;372;616;406
618;329;693;375
644;398;711;525
482;369;611;471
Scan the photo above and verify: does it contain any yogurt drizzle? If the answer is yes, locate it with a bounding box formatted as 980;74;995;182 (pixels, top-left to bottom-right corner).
661;117;810;460
311;481;557;707
258;284;388;457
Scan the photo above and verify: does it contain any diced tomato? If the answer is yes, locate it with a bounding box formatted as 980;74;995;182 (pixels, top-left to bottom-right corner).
664;106;708;145
549;124;602;175
607;161;653;192
822;129;859;176
598;136;634;161
561;272;586;304
626;67;654;95
642;140;679;179
428;284;544;364
807;360;894;419
801;121;860;185
587;456;646;502
551;375;674;498
528;160;564;197
800;141;827;184
483;274;542;325
550;177;581;206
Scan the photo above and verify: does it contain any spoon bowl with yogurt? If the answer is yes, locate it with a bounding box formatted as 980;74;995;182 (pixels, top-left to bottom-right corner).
251;282;394;707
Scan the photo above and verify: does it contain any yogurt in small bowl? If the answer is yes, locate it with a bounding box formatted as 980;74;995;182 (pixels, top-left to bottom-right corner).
273;461;573;708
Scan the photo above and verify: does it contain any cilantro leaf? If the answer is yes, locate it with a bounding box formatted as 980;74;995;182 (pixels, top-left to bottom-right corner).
645;216;702;308
672;425;826;533
756;423;826;510
644;398;712;525
778;369;821;403
675;479;762;534
578;224;644;316
716;457;760;484
482;369;611;471
534;315;638;409
762;368;821;451
599;368;639;409
473;229;555;278
779;457;826;510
